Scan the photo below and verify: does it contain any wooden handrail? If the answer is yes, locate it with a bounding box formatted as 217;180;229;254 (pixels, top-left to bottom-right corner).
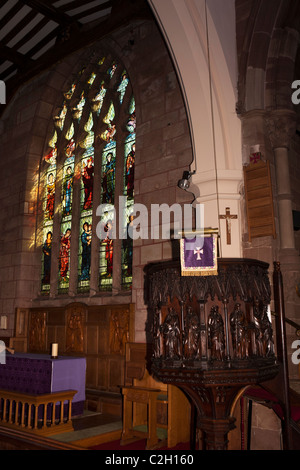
271;311;300;336
0;389;76;436
272;261;293;449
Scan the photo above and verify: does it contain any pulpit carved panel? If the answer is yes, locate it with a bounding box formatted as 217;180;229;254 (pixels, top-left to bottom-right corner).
146;259;275;369
145;258;279;450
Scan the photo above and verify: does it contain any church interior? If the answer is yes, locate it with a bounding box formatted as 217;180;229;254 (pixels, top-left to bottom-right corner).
0;0;300;451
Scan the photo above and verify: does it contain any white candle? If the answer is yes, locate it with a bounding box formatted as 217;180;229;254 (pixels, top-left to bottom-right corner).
0;315;7;330
51;343;58;358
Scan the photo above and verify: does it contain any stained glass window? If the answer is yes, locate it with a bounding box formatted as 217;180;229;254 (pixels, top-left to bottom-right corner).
121;97;136;289
58;139;75;293
40;53;135;296
41;133;57;294
99;142;116;291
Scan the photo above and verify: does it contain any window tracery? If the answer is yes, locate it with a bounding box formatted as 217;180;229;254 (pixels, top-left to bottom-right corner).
40;53;135;296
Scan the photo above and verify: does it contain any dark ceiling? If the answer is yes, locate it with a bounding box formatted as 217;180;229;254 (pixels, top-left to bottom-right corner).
0;0;151;106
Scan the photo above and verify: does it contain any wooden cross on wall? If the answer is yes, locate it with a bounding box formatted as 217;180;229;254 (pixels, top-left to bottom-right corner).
219;207;237;245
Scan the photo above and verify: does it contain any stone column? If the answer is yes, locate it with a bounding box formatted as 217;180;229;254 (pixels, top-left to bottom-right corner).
265;109;296;250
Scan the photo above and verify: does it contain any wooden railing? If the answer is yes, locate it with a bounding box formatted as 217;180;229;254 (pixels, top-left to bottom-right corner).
0;389;76;436
228;262;300;450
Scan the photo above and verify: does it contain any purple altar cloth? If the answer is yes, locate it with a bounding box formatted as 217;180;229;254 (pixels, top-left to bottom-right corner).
0;353;86;415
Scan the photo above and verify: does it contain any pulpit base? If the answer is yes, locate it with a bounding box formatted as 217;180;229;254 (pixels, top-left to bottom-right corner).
152;361;279;450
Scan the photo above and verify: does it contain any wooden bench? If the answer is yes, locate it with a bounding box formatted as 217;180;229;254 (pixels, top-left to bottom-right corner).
121;342;191;449
0;389;76;436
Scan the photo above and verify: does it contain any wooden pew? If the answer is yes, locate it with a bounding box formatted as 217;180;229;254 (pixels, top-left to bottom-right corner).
121;342;191;449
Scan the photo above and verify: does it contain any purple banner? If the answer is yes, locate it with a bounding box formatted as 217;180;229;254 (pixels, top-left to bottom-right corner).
180;235;218;276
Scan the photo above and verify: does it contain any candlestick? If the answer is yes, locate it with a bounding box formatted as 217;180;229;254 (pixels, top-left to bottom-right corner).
51;343;58;359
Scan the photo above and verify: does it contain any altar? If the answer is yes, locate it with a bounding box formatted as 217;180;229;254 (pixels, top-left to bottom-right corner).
0;353;86;416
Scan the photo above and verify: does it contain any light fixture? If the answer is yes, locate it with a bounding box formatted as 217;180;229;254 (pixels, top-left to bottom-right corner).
178;170;195;190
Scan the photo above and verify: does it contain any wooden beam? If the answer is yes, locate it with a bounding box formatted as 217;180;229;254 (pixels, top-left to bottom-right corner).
1;0;152;111
70;3;113;22
21;0;79;26
6;16;50;54
0;1;23;32
0;42;33;68
59;0;112;14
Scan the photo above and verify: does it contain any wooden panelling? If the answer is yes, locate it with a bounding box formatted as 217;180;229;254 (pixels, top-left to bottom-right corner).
243;160;276;241
11;303;135;396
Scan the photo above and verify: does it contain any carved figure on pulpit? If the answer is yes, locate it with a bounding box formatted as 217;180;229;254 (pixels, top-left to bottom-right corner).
161;308;180;359
184;306;200;359
153;308;161;358
207;306;225;360
261;304;275;357
230;303;249;359
252;299;264;356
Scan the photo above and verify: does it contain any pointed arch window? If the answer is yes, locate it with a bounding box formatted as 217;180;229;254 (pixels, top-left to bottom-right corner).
40;53;135;296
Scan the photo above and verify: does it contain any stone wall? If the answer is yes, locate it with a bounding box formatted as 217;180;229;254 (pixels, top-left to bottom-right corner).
0;18;193;342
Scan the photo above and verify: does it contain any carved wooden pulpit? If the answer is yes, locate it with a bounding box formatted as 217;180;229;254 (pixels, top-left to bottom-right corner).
144;258;279;450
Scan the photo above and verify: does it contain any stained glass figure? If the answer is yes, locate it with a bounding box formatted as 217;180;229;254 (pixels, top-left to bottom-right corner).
121;98;136;289
59;226;71;285
53;102;67;130
79;131;94;150
101;102;116;143
107;62;117;78
81;155;94;210
126;98;136;133
62;149;74;217
41;161;56;293
117;70;129;103
44;146;57;165
101;144;116;204
99;215;114;291
91;81;106;114
72;91;85;121
78;216;92;292
84;112;93;133
42;231;52;285
125;141;135;199
101;124;116;143
45;172;56;220
87;72;96;87
65;122;74;141
65;138;75;158
44;131;58;165
64;82;76;100
103;101;115;124
79;220;92;281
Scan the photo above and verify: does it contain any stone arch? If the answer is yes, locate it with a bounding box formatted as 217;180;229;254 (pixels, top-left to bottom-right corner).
148;0;243;257
237;0;300;113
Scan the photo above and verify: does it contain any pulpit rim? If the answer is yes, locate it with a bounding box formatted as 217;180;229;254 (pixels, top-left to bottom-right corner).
144;257;270;274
